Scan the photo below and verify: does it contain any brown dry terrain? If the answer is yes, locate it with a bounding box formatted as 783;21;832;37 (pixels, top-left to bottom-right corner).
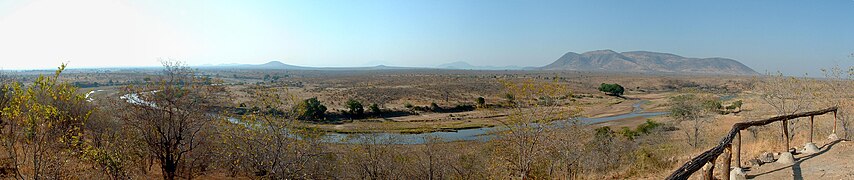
19;67;845;180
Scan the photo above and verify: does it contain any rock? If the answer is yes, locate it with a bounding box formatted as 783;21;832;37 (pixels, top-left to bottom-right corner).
730;167;747;180
759;152;775;163
828;133;840;141
748;159;763;167
803;142;820;154
776;152;795;164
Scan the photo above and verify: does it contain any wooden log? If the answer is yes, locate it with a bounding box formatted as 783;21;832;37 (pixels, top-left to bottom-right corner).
722;145;732;180
782;119;790;151
810;115;814;143
704;156;717;180
735;131;741;168
834;111;838;134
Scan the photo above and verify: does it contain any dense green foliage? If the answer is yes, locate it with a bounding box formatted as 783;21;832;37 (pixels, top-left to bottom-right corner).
298;97;327;120
345;99;364;117
726;100;743;111
598;83;625;96
476;96;485;107
369;103;380;115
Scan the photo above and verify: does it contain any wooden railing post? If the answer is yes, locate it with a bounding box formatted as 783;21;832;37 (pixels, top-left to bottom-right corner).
722;145;732;180
704;156;717;180
834;111;838;134
735;131;741;168
782;119;790;151
810;115;814;143
665;107;838;180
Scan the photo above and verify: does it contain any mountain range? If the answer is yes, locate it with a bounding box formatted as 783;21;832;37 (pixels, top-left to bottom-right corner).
436;61;525;70
200;50;757;75
540;50;757;75
198;61;412;70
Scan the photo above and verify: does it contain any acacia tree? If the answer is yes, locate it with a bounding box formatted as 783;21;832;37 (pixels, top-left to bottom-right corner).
120;61;223;180
491;79;580;179
821;61;854;139
0;64;93;179
754;72;817;150
669;94;717;148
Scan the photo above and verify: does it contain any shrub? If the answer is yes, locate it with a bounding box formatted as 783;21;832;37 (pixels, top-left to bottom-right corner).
476;97;485;107
369;103;381;115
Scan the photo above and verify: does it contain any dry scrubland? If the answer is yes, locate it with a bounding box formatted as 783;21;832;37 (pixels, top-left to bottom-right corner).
1;64;851;179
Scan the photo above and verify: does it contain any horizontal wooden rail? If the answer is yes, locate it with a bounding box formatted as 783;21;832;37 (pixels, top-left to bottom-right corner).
666;106;838;180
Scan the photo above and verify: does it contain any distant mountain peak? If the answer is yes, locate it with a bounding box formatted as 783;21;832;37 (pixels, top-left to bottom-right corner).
437;61;523;70
583;49;619;55
541;50;758;75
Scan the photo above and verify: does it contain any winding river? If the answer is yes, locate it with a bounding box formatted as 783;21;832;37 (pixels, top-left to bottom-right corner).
319;100;668;144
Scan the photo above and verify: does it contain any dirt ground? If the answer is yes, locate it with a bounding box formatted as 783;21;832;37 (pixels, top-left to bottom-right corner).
747;139;854;179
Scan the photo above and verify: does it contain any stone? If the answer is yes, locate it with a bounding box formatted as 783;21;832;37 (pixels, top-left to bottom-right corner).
776;152;795;164
730;167;747;180
759;152;775;163
747;159;763;167
828;133;840;141
803;142;820;154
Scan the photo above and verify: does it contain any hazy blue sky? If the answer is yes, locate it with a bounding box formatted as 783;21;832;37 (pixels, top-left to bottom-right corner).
0;0;852;75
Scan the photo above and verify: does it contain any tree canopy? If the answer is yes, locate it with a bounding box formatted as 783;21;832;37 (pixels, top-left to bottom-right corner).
298;97;327;120
346;99;364;117
598;83;625;96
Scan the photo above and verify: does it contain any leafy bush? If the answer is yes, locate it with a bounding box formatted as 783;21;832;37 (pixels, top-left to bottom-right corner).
345;99;364;117
726;100;743;111
615;120;662;140
598;83;625;96
369;103;381;115
476;97;485;107
297;97;326;120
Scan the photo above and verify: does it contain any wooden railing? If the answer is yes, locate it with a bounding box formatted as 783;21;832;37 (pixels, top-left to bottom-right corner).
666;107;839;180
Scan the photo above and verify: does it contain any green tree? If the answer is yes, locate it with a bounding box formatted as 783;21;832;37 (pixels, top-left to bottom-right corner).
702;99;723;114
476;97;486;107
504;93;515;106
669;94;717;148
730;100;743;111
346;99;365;118
298;97;327;120
598;83;625;96
369;103;381;115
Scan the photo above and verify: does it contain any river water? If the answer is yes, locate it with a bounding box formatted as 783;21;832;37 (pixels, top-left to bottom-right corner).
318;100;668;144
